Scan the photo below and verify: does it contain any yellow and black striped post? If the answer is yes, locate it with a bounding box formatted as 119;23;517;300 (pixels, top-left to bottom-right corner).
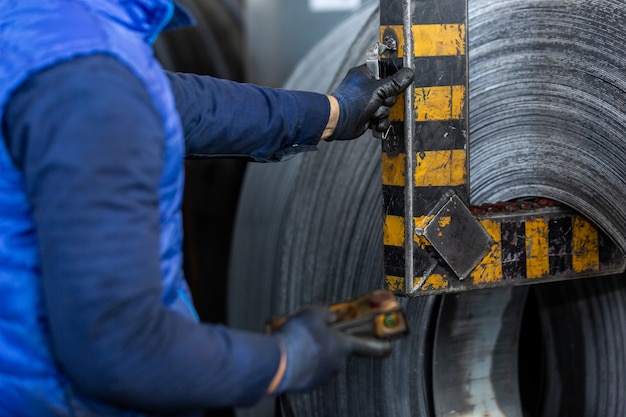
381;0;468;295
378;1;624;296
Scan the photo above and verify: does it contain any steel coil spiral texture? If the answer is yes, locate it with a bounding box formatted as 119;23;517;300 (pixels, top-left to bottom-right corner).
229;1;626;416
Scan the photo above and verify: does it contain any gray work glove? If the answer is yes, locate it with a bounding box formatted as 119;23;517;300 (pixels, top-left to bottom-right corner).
329;64;414;141
274;306;391;393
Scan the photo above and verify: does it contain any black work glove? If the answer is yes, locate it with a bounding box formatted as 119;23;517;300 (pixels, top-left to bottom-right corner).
274;306;391;393
329;64;414;141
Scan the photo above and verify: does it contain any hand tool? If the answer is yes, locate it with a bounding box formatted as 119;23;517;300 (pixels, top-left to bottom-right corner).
266;289;409;339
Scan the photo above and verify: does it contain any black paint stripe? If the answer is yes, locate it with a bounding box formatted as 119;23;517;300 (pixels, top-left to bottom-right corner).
548;217;573;275
383;185;469;218
416;120;467;150
413;56;467;87
380;0;466;26
384;244;406;277
382;57;466;88
382;120;467;154
599;232;612;267
501;222;527;279
384;245;448;280
382;185;405;218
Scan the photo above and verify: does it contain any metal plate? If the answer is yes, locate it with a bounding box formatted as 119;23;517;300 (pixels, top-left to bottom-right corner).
422;193;493;280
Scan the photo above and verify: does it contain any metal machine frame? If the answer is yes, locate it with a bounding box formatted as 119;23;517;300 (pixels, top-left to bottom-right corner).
378;0;626;296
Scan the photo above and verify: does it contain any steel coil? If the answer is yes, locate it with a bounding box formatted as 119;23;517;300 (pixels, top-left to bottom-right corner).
469;0;626;251
229;1;626;416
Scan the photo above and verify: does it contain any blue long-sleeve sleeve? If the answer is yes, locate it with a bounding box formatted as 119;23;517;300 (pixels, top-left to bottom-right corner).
166;71;329;161
1;54;289;412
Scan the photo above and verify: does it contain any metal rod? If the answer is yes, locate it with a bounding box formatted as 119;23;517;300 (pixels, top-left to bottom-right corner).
402;0;415;292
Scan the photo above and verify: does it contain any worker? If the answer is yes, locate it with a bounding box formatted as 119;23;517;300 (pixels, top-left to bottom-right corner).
0;1;414;415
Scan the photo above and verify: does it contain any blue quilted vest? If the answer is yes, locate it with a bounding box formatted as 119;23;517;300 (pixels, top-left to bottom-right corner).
0;1;196;415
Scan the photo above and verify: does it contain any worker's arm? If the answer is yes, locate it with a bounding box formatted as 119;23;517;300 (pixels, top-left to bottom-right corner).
165;66;413;159
166;72;330;161
1;54;282;412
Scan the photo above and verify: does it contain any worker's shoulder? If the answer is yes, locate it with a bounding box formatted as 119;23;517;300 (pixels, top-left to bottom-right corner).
3;2;108;50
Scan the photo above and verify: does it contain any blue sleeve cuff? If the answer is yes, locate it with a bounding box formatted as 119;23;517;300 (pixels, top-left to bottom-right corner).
222;328;282;405
271;90;329;160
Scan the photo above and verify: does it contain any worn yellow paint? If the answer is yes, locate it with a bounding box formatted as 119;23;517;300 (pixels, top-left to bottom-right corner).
414;216;434;248
389;92;405;122
525;218;549;279
384;215;405;247
385;215;438;247
385;275;404;292
389;86;466;122
434;216;452;237
381;152;406;187
416;85;466;121
414;24;466;57
415;215;435;230
381;24;466;58
414;150;466;187
438;216;451;228
421;274;449;291
389;95;405;122
416;235;432;249
471;219;503;284
386;274;449;292
572;216;600;272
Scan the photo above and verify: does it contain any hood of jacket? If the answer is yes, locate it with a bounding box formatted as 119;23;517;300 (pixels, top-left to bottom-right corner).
80;0;193;44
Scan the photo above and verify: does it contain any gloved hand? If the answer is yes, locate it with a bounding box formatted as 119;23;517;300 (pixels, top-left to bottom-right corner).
329;64;414;141
273;306;391;393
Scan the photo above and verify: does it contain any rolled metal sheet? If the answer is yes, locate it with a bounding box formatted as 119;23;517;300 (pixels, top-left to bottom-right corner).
469;0;626;251
229;1;626;416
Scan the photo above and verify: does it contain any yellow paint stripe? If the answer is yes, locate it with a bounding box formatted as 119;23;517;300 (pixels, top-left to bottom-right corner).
384;150;467;188
572;216;600;273
384;215;405;247
389;91;405;122
414;24;466;57
381;152;406;186
385;275;404;292
385;274;450;292
390;86;466;122
421;274;449;291
415;86;466;122
381;24;466;58
384;215;437;248
471;219;503;284
525;218;549;279
415;150;466;187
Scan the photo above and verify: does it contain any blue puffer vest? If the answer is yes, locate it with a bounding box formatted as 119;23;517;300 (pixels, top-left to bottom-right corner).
0;1;196;415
